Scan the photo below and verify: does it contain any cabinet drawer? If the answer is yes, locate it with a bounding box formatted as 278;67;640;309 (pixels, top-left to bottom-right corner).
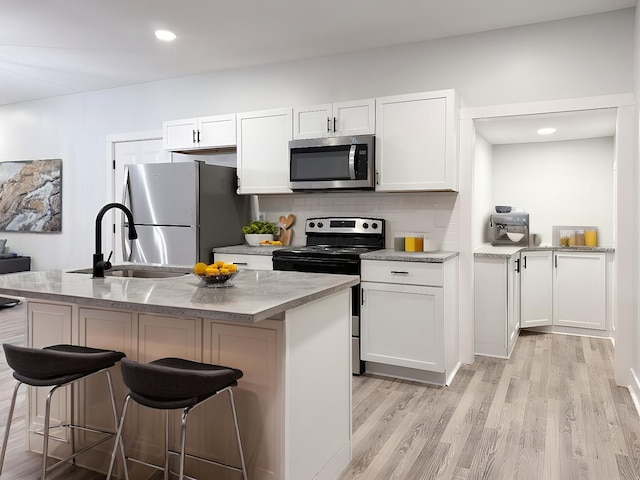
213;253;273;271
361;260;443;286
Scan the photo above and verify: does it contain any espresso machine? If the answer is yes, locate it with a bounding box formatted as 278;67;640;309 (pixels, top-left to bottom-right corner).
490;212;529;246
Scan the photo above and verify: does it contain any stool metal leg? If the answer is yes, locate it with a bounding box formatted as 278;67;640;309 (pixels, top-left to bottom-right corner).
42;385;60;480
105;370;130;480
178;407;191;480
106;394;131;480
164;410;170;480
227;388;249;480
0;381;22;475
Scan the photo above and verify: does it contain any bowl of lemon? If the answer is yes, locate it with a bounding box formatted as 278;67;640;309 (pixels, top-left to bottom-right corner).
193;261;238;288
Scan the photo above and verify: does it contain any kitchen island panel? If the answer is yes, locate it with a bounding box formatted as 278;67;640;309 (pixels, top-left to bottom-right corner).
11;271;352;479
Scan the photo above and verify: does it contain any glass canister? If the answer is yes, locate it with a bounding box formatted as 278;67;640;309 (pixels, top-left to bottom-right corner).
585;229;598;247
404;234;424;252
575;229;585;247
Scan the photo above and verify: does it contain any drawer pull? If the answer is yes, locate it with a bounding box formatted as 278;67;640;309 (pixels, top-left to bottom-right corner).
390;271;409;275
234;262;249;266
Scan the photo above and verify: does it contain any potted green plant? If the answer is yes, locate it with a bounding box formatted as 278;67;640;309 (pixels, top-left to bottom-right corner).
242;220;279;246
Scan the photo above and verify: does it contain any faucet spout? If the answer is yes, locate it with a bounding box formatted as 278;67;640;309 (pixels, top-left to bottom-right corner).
93;202;138;277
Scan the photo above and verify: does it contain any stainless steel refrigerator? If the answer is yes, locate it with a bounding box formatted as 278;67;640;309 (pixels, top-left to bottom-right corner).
122;161;250;265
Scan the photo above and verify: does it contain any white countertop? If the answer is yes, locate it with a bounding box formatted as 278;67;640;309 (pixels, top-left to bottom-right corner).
360;249;459;263
0;267;359;324
474;243;615;258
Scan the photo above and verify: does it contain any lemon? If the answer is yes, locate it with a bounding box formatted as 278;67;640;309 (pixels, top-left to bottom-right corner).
194;262;207;275
227;264;238;272
219;268;229;274
205;266;218;276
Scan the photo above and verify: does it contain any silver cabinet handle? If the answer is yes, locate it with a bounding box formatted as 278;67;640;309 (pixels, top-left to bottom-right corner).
390;271;409;275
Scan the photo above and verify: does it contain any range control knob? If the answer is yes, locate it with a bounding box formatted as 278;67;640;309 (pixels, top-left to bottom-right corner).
308;222;315;228
317;222;324;228
372;222;379;229
363;223;369;229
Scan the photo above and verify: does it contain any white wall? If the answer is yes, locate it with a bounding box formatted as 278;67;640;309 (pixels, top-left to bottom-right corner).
0;9;633;270
472;135;494;247
258;192;459;251
491;137;615;246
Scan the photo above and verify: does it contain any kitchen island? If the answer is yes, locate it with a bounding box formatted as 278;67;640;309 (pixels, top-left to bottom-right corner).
0;267;358;480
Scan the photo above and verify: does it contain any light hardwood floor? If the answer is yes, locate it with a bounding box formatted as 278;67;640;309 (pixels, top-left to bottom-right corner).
1;309;639;479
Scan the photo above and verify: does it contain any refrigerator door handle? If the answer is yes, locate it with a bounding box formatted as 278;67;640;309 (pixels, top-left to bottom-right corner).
122;168;133;262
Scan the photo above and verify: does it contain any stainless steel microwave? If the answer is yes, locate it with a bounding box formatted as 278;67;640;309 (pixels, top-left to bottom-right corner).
289;135;375;191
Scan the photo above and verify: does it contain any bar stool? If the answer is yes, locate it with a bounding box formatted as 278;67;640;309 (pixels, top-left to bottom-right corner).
106;357;248;480
0;343;128;479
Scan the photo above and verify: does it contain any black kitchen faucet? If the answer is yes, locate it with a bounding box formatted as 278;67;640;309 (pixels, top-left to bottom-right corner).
93;203;138;277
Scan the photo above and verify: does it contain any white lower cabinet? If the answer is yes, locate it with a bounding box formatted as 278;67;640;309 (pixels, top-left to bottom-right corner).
553;251;606;330
519;250;609;331
520;250;553;328
213;252;273;270
474;252;520;358
361;282;443;371
360;258;459;385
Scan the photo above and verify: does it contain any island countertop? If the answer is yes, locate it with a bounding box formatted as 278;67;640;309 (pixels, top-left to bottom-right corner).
0;268;359;323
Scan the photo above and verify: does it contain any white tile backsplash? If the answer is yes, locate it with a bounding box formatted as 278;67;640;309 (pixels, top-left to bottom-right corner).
258;191;460;251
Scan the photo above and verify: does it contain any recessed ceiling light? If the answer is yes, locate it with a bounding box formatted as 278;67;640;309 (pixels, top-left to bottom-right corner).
155;30;176;42
537;127;556;135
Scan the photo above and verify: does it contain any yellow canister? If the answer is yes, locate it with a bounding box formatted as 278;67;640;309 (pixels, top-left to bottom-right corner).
405;237;417;252
585;229;597;247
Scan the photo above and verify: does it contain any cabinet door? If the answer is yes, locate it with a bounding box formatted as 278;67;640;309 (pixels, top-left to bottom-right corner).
133;314;202;462
200;321;280;480
520;250;553;328
333;99;375;136
27;302;73;454
507;254;521;351
198;114;236;148
293;103;332;139
76;308;133;469
375;90;458;192
237;108;293;194
163;118;198;150
361;282;444;372
553;252;606;330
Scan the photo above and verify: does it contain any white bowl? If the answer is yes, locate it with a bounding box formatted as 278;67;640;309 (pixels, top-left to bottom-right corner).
245;234;274;246
506;232;525;242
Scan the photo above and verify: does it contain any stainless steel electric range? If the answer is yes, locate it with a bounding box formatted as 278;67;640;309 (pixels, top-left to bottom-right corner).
272;216;385;374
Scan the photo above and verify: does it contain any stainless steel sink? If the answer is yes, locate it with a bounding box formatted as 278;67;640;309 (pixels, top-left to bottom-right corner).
68;267;190;278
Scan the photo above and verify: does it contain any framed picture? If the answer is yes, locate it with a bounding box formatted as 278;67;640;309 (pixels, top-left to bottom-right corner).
0;158;62;232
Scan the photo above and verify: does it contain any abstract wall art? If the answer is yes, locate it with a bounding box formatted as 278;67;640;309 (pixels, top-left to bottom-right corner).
0;159;62;232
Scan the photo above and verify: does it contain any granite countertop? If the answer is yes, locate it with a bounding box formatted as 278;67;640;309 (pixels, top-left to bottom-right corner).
361;249;459;263
213;244;289;256
0;267;359;324
474;244;615;258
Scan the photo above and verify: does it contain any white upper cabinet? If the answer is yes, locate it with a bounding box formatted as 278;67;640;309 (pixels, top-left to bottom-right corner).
293;99;375;140
236;107;293;194
163;114;236;151
375;89;459;192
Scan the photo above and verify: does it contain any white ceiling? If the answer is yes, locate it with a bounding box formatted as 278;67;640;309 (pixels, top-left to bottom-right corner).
0;0;635;107
474;109;618;145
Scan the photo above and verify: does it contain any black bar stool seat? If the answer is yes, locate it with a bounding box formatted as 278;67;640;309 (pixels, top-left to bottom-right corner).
107;357;249;480
0;343;129;479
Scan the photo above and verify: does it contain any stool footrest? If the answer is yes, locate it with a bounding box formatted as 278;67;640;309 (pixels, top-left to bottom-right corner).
167;449;244;474
44;431;116;474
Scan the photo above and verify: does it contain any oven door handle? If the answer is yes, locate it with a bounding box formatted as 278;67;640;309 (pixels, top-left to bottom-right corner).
348;145;357;180
274;256;359;270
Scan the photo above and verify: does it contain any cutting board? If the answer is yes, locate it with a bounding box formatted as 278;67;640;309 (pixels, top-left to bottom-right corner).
278;214;295;245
